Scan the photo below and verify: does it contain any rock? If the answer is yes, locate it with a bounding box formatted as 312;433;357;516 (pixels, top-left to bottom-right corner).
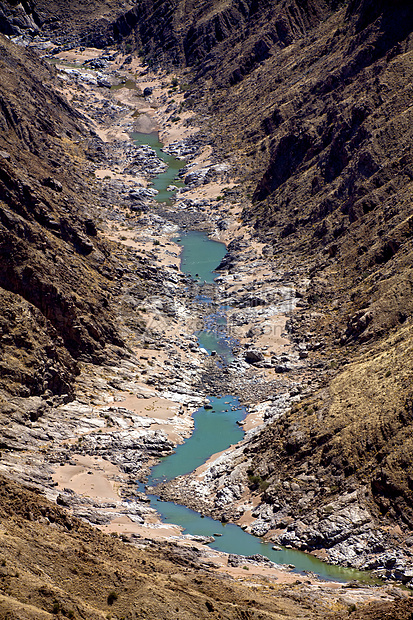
227;554;243;567
214;484;243;508
217;219;229;231
239;295;266;308
97;77;112;88
127;187;158;200
399;568;413;584
215;252;236;271
184;164;230;187
143;86;153;97
42;177;63;192
56;494;71;507
163;139;199;158
250;519;270;536
342;309;374;343
245;349;264;363
186;535;215;544
184;168;209;186
84;219;97;236
247;554;272;564
83;57;109;69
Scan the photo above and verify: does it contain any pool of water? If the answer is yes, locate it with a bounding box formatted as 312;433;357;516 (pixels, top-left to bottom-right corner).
145;395;372;584
138;493;372;583
112;79;138;90
136;202;372;583
178;230;227;284
196;311;236;362
196;328;235;361
131;132;186;204
176;231;234;358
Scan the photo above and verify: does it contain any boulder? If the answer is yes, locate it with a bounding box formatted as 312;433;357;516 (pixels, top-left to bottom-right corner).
245;349;264;364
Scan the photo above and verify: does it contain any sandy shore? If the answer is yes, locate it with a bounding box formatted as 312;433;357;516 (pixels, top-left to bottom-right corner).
52;454;124;501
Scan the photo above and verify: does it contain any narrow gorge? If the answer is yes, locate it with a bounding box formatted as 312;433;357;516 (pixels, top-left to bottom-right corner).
0;1;413;618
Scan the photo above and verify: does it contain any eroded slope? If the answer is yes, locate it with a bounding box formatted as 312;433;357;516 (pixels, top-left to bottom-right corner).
110;0;413;568
0;35;125;401
0;476;337;620
190;0;413;561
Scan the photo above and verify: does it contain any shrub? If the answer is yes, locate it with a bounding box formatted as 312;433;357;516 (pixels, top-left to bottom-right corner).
247;473;270;492
107;591;118;606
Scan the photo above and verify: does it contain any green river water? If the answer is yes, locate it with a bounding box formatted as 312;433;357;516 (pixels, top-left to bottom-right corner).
130;134;373;584
131;132;185;204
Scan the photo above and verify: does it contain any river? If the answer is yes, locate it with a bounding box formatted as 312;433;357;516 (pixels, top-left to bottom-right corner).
132;131;373;584
131;132;185;204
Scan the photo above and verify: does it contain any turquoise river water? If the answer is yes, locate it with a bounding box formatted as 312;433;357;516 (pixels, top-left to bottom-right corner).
131;133;372;584
131;132;186;204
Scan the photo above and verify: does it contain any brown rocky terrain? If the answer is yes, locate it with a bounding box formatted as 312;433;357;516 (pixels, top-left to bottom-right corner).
0;0;135;45
115;0;413;570
193;0;413;558
0;475;341;620
1;0;413;616
1;476;413;619
0;35;129;404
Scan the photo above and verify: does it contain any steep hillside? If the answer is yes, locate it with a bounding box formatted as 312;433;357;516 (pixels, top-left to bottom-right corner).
0;0;134;44
200;3;413;527
0;35;126;401
0;476;341;620
94;0;413;563
183;0;413;554
127;0;339;69
0;0;413;594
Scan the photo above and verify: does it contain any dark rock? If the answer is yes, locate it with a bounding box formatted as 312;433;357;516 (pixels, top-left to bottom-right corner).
42;177;63;192
84;219;97;236
244;349;264;364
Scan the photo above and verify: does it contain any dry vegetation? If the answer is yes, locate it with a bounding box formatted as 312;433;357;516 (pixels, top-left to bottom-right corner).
0;477;344;620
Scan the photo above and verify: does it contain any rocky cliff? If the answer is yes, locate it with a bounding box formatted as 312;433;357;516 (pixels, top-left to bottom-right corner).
0;0;413;608
0;35;125;401
126;0;339;71
0;0;133;44
90;0;413;565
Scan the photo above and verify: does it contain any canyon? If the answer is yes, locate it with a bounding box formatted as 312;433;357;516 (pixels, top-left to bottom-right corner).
0;0;413;618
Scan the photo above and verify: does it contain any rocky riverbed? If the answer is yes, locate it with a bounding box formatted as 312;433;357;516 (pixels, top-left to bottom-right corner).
0;41;412;593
